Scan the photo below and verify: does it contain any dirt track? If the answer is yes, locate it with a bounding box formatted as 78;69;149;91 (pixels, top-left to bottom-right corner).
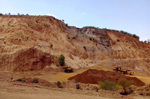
0;81;113;99
0;70;150;99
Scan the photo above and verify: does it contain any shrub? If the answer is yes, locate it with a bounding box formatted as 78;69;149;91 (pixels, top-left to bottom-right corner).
120;30;139;40
118;78;134;90
72;37;76;39
89;37;93;41
82;26;100;29
117;39;120;42
17;78;22;82
118;78;134;95
56;81;61;86
83;46;86;50
76;83;80;89
98;80;118;91
58;54;65;66
56;81;62;87
56;62;58;66
32;78;39;83
62;82;66;86
132;34;139;40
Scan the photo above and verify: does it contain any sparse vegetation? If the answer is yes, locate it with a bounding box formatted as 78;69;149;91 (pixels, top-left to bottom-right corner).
137;84;150;96
83;46;86;50
62;82;66;86
83;26;100;29
56;81;61;86
89;37;92;40
118;78;134;90
32;78;39;83
56;81;63;88
72;37;76;39
98;80;118;91
89;37;94;41
143;39;150;43
17;78;23;82
83;26;140;40
58;54;65;66
132;34;139;40
118;78;134;95
117;39;120;42
65;24;68;26
98;79;134;93
76;83;80;89
119;30;139;40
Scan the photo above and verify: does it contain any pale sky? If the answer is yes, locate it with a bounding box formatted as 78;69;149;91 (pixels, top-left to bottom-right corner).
0;0;149;41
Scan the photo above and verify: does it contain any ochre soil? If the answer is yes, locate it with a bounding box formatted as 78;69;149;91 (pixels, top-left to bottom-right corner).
68;69;145;86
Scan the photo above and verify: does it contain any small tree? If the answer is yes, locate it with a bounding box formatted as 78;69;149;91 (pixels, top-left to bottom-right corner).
58;54;65;66
118;78;134;90
118;78;134;95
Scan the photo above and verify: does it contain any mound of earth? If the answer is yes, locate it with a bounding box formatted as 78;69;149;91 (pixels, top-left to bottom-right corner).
68;69;145;86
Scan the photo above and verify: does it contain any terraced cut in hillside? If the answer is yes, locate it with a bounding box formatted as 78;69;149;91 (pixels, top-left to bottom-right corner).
0;15;150;76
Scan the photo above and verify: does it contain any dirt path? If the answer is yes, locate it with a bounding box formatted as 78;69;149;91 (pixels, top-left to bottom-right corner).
0;70;150;99
0;81;113;99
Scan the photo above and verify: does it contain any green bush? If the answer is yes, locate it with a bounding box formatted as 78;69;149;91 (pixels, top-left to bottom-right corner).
118;78;134;90
99;80;118;91
32;78;39;83
82;26;100;29
58;54;65;66
118;78;134;95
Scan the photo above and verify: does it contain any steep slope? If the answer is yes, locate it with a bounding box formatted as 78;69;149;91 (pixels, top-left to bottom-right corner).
0;15;150;74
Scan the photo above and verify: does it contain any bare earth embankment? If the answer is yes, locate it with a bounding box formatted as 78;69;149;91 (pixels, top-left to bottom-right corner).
0;15;150;99
0;80;114;99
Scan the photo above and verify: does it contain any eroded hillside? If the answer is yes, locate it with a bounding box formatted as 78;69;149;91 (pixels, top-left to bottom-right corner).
0;15;150;74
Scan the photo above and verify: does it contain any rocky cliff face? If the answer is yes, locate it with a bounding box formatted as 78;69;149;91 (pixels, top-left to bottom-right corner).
0;15;150;73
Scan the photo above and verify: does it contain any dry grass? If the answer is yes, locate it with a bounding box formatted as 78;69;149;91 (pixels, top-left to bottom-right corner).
132;75;150;85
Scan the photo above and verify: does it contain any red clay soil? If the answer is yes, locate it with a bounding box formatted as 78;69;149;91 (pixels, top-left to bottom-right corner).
68;69;145;86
